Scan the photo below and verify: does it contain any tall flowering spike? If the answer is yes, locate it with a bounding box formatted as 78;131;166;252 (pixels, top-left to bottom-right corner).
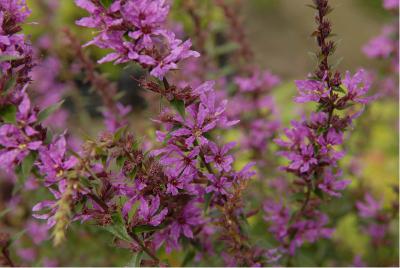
74;0;199;79
0;0;33;100
267;0;374;258
0;93;43;170
362;0;398;97
75;0;260;261
230;69;281;157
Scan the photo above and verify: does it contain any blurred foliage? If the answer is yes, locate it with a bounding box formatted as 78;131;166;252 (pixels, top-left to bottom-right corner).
1;0;397;266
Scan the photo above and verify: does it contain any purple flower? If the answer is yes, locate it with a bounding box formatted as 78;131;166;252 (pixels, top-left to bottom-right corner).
36;135;78;186
363;34;394;59
285;144;318;173
356;194;382;218
263;200;290;240
199;91;239;128
234;162;257;181
17;248;36;263
274;120;310;149
383;0;399;10
156;145;199;177
170;203;202;240
244;119;280;149
365;223;387;242
26;220;48;245
152;228;180;253
289;212;333;255
172;103;216;147
205;174;232;197
352;255;366;267
0;0;31;23
165;168;193;196
294;78;329;103
121;0;169;48
102;102;132;131
318;169;350;197
0;0;32;78
234;69;280;92
317;129;345;163
0;124;42;169
150;36;200;79
204;141;235;172
342;69;376;104
75;0;199;79
138;195;168;226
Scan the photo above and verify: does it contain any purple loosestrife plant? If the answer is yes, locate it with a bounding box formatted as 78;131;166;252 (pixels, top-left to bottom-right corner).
230;69;281;164
0;0;84;250
0;0;396;266
75;0;199;79
266;0;375;261
353;192;398;265
0;0;33;102
362;0;399;97
75;0;266;265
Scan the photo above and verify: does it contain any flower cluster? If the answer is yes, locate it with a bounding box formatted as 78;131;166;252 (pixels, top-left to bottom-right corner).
0;0;33;101
22;0;263;266
362;0;399;97
75;0;199;79
265;0;374;257
229;69;281;161
356;194;390;246
1;0;396;266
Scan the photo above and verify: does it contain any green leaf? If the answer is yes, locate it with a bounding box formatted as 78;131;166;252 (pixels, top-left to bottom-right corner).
132;224;163;234
114;125;127;142
333;85;346;94
37;100;64;124
127;251;143;267
170;99;185;118
103;224;132;243
10;229;26;245
314;186;324;199
116;156;126;168
211;42;239;56
181;250;195;267
12;153;36;195
0;105;17;123
2;76;16;96
0;54;23;63
100;0;114;8
22;152;36;179
289;192;305;202
204;192;213;213
103;211;133;242
0;208;11;219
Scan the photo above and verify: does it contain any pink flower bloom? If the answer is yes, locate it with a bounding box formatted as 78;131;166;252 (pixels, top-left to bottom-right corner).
318;170;350;197
138;195;168;226
356;194;382;218
204;141;235;172
383;0;399;10
205;174;232;197
294;78;329;103
172;103;216;147
342;69;376;104
36;135;78;186
170;203;202;240
26;220;48;245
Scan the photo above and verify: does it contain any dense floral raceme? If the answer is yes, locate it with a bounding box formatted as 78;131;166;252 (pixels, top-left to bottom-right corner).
0;0;398;267
265;0;378;259
75;0;199;79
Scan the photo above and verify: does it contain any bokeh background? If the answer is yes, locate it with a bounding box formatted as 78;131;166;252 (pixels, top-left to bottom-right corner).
0;0;397;266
